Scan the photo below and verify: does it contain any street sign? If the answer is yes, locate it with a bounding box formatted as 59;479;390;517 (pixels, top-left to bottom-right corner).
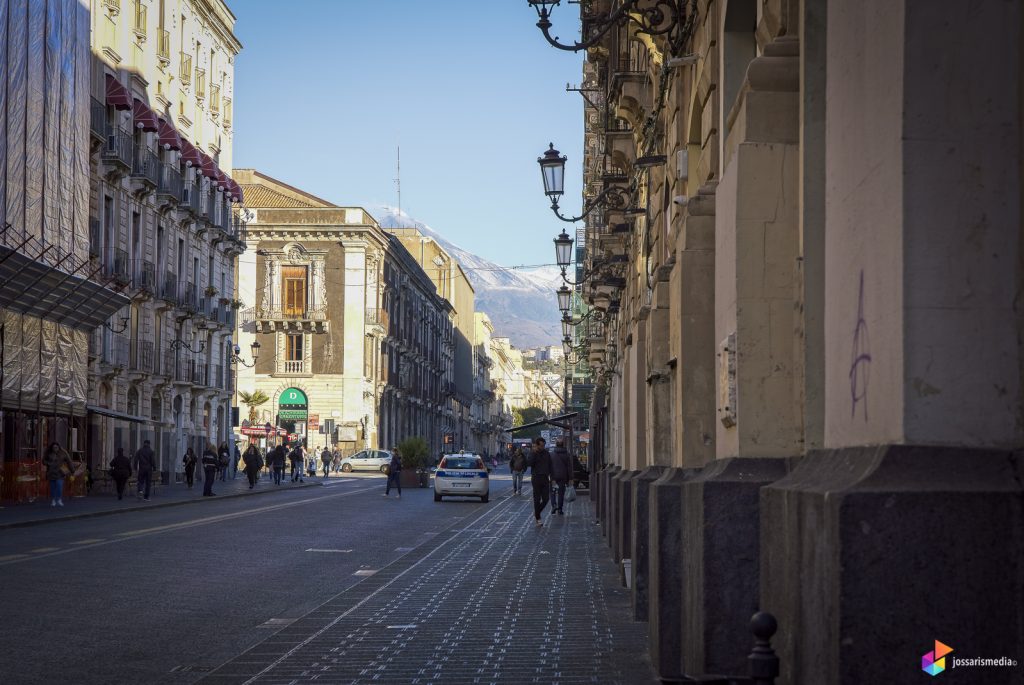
308;414;320;431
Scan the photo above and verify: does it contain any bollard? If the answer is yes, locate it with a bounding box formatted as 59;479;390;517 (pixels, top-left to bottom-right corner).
747;612;779;685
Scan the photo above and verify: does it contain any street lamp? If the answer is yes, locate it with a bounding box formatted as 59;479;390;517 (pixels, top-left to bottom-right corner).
556;285;572;313
526;0;694;55
229;340;261;368
553;228;573;270
169;338;204;354
538;143;632;223
561;314;573;339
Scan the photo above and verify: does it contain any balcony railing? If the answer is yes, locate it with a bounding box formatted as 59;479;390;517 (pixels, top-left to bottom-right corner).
183;179;201;214
102;127;134;169
210;84;221;115
136;260;156;293
90;98;107;140
175;357;193;383
192;361;207;386
180;282;197;311
157;162;182;201
104;335;130;368
282;360;308;374
133;1;146;35
211;364;224;389
257;306;328;322
151;346;163;376
223;99;232;129
161;272;177;302
111;248;130;284
179;53;192;85
131;149;160;186
157;29;170;63
195;68;206;100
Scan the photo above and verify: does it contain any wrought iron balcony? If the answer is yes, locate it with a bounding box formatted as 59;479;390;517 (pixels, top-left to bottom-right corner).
192;361;207;386
101;127;134;171
195;68;206;100
135;260;156;293
210;84;221;116
131;340;153;373
111;248;130;284
174;357;193;383
179;53;192;86
131;149;160;188
254;306;329;334
156;163;182;203
89;217;102;259
90;98;107;142
180;282;197;312
157;29;170;65
160;271;177;303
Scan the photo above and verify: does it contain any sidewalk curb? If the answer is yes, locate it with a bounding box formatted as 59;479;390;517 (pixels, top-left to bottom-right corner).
0;480;323;531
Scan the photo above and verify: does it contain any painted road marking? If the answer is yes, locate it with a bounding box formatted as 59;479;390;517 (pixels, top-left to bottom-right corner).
0;485;380;567
353;569;378;577
30;547;60;553
70;539;104;545
306;549;353;553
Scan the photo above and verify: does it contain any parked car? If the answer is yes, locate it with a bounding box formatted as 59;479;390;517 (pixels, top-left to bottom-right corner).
339;449;393;474
433;453;489;503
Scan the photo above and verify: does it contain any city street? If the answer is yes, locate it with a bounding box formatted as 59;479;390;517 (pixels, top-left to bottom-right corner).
0;475;654;684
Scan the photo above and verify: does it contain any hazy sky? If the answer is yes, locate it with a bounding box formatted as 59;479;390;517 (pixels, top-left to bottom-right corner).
232;0;585;266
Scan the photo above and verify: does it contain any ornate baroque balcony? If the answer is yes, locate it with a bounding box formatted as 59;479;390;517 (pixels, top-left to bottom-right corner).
254;306;329;334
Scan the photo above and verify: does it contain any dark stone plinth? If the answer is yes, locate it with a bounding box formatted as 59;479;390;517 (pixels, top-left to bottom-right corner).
603;465;621;544
613;470;640;565
631;465;667;621
648;468;694;682
681;457;793;676
591;465;602;520
761;445;1024;685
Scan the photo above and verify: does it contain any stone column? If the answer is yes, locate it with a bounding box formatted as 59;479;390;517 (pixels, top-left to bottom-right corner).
761;2;1024;684
630;464;665;620
648;468;693;681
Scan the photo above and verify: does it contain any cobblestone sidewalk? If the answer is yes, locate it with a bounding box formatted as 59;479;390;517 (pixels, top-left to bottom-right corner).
200;490;655;684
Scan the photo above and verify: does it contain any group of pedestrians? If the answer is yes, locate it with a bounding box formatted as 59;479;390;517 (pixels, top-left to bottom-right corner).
509;437;573;526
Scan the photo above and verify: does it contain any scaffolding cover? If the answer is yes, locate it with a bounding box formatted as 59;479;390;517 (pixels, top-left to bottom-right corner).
2;309;24;405
20;314;39;405
70;327;87;408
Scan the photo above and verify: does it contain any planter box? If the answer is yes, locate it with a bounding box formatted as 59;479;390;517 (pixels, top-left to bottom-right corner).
398;469;429;488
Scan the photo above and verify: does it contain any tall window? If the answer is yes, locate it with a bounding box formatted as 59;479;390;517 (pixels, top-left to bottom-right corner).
281;266;307;316
286;334;304;361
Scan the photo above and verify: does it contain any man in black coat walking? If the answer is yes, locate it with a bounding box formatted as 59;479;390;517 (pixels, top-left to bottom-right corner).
133;440;157;501
550;438;572;515
201;443;219;496
527;437;552;526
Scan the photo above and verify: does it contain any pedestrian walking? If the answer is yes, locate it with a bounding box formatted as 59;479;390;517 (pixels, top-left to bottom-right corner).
201;443;219;496
218;442;230;482
550;438;571;515
526;437;552;526
133;440;157;501
384;451;402;497
288;444;304;482
320;447;331;479
182;447;198;488
510;447;527;495
232;443;241;479
109;447;132;501
42;442;74;507
271;444;286;485
242;444;263;489
331;447;342;473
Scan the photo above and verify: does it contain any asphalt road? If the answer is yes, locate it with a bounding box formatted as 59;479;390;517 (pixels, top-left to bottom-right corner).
0;475;507;685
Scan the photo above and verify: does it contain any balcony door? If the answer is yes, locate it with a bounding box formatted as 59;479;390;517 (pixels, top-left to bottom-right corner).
282;265;307;317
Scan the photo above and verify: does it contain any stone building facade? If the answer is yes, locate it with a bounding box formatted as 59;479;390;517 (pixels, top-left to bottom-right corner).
87;0;243;482
538;1;1024;683
234;170;453;457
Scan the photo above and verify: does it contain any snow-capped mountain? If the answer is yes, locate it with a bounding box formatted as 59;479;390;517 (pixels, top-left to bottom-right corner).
370;206;563;349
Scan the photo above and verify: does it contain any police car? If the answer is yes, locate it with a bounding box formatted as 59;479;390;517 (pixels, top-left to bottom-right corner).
433;453;489;503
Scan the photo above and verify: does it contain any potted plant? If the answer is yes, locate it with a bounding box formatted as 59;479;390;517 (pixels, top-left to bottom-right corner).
204;285;218;298
230;299;245;310
396;436;429;488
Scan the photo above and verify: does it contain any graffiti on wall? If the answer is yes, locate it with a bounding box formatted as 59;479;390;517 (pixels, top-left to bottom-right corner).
849;270;872;421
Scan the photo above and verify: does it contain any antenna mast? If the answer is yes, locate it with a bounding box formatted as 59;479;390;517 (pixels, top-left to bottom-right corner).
394;145;402;227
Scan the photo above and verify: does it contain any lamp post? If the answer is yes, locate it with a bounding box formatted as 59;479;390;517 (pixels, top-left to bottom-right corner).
526;0;694;56
230;340;260;449
556;285;572;314
538;143;631;223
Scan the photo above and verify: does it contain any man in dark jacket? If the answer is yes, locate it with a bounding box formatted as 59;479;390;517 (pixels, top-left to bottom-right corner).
201;444;219;496
109;448;132;501
550;439;572;515
272;444;287;485
384;452;402;498
527;437;552;526
320;447;332;479
288;445;304;482
242;445;263;489
132;440;157;501
510;447;528;496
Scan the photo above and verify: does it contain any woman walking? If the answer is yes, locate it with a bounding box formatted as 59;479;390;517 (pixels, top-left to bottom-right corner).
218;442;230;482
42;442;74;507
242;444;263;489
201;443;219;496
182;447;198;488
110;447;132;501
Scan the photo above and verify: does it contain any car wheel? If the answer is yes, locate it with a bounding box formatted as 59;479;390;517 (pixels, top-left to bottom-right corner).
480;493;489;503
434;492;442;502
341;464;353;473
380;465;389;474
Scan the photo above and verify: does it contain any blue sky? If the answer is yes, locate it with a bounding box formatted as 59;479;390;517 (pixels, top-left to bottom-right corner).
232;0;584;266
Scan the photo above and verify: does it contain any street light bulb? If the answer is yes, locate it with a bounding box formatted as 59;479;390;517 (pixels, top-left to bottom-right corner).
561;316;573;338
250;340;261;361
556;285;572;313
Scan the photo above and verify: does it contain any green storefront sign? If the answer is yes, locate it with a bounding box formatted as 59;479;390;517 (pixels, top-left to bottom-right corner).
279;388;308;421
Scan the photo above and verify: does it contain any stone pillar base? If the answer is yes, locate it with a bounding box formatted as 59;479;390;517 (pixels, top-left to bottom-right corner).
648;468;694;682
602;465;621;541
613;470;639;566
761;445;1024;685
631;465;667;621
682;457;794;676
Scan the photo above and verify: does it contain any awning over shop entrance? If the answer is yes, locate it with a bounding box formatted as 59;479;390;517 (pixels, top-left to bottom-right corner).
87;405;148;424
0;246;130;330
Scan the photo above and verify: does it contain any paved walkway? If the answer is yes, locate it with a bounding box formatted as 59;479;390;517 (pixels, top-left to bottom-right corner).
0;470;330;529
199;489;655;685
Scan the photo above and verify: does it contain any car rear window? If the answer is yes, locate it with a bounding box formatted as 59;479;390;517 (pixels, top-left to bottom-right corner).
442;457;482;470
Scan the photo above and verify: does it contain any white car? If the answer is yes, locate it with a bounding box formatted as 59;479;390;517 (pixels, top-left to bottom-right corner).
339;449;393;473
433;453;489;503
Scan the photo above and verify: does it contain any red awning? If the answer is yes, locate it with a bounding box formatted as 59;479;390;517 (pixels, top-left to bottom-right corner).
179;139;202;168
230;179;243;203
157;118;182;150
105;74;132;111
200;152;219;180
132;98;159;132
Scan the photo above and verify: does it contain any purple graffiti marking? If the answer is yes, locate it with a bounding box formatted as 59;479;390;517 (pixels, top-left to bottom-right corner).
849;270;871;421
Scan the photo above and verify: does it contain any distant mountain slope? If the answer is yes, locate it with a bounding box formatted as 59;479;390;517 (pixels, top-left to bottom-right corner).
371;206;562;349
